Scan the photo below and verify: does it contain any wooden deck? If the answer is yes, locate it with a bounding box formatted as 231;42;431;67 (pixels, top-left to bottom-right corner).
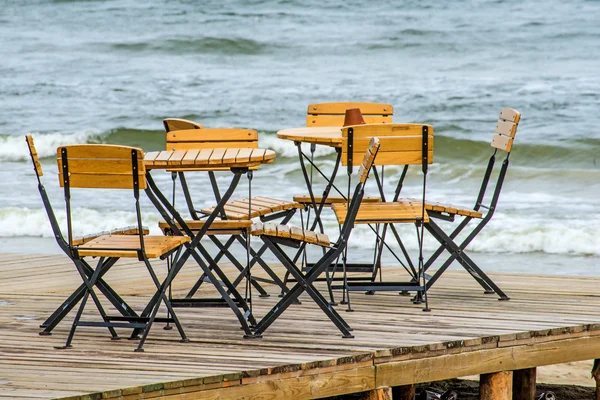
1;252;600;399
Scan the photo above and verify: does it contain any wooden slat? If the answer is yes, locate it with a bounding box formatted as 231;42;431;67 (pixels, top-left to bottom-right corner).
303;230;318;244
25;134;44;177
56;145;141;159
181;149;201;166
208;148;227;165
159;220;252;230
402;198;483;218
499;107;521;123
143;151;160;164
153;150;174;166
77;235;189;259
235;148;253;163
315;233;330;247
344;150;433;167
195;148;214;164
289;226;305;241
293;195;381;206
307;102;393;115
163;118;203;132
251;222;264;235
71;226;149;246
263;223;278;236
221;148;241;164
166;128;258;143
250;148;266;162
250;222;329;247
495;119;518;138
348;136;434;153
333;202;429;224
58;158;145;174
262;149;276;162
307;115;393;127
276;225;291;238
168;141;258;150
491;135;514;152
341;124;431;138
58;172;146;190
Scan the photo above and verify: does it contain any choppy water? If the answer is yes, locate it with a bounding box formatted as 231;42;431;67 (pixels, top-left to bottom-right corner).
1;0;600;273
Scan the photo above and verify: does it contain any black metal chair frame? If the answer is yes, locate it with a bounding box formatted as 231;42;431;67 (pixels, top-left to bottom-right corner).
25;136;141;337
56;147;188;352
338;126;431;313
251;135;381;338
174;170;292;298
288;132;431;309
143;167;259;337
422;147;512;300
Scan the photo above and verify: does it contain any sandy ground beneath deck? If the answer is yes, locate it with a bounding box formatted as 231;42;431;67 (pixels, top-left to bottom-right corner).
458;361;595;387
535;361;595;387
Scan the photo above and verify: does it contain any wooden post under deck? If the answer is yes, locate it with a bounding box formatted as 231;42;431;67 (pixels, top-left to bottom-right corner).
481;371;513;400
392;384;415;399
513;367;536;400
360;386;392;400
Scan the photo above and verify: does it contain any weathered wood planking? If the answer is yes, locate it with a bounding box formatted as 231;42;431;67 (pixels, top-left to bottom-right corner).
1;252;600;399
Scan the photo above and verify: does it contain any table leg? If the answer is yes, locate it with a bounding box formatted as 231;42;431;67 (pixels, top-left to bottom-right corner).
145;171;256;336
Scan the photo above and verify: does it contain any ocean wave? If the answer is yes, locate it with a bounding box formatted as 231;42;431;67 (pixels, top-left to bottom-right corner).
259;133;337;159
110;37;271;55
5;128;600;172
1;129;166;162
336;215;600;257
1;130;104;162
2;205;600;257
0;207;163;238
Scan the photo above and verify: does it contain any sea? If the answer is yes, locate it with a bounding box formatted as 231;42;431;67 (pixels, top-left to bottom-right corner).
1;0;599;276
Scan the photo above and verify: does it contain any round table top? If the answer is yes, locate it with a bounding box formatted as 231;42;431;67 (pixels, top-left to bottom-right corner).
144;148;276;170
276;127;342;148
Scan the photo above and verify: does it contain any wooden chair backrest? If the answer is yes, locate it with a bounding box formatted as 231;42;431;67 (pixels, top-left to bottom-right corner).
25;134;43;177
165;128;259;151
306;102;393;127
490;108;521;153
358;138;381;184
341;123;434;167
163;118;204;132
57;145;146;189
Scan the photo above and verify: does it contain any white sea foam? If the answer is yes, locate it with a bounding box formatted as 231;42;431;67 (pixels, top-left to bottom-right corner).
1;205;599;257
321;213;600;257
259;133;337;159
0;130;104;162
0;207;163;238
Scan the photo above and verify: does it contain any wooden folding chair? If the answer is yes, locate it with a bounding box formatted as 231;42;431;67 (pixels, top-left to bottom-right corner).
414;108;522;300
162;120;302;297
53;144;189;351
294;101;393;208
330;123;434;311
25;134;150;336
250;138;381;338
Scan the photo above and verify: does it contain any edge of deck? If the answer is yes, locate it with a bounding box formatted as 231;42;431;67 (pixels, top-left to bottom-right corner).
58;324;600;400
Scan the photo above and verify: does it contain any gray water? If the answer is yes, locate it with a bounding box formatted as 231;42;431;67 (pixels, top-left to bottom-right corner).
1;0;600;274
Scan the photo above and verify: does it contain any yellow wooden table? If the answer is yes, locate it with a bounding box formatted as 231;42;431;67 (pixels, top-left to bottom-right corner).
277;126;342;148
143;147;276;337
144;147;276;170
